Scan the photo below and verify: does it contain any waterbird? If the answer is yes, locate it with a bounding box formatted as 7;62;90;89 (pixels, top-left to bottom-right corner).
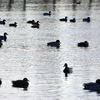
77;41;89;47
83;79;100;90
43;11;51;16
63;63;72;74
47;40;60;48
12;78;29;88
59;17;67;22
9;22;17;27
0;19;6;25
27;20;35;24
83;17;90;22
70;18;76;22
0;33;8;41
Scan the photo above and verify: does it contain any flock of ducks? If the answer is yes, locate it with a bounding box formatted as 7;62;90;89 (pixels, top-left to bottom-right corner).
0;9;97;91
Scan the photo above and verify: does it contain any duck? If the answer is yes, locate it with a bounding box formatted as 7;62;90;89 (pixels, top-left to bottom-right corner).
70;18;76;22
63;63;72;74
83;17;90;22
0;19;6;25
27;20;35;24
12;78;29;88
43;11;51;16
0;33;8;42
9;22;17;27
47;40;60;48
78;41;89;47
83;79;100;90
0;40;3;47
59;17;67;22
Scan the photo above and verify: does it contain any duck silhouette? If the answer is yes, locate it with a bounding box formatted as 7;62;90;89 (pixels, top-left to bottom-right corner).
83;79;100;90
27;20;35;24
9;22;17;27
47;40;60;48
83;17;90;22
0;78;2;85
0;19;6;25
78;41;89;47
0;33;8;42
70;18;76;22
63;63;72;77
43;11;51;16
59;17;67;22
12;78;29;88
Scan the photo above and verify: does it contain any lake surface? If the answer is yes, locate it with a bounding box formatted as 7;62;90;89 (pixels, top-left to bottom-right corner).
0;0;100;100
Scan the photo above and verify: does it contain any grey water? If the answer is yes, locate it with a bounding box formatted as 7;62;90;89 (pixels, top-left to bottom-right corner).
0;0;100;100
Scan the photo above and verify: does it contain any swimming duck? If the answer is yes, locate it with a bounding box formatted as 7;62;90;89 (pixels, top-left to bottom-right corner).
47;40;60;48
70;18;76;22
0;19;6;25
12;78;29;88
9;22;17;27
43;11;51;16
0;33;8;42
59;17;67;22
63;63;72;74
27;20;35;24
83;17;90;22
78;41;89;47
83;79;100;90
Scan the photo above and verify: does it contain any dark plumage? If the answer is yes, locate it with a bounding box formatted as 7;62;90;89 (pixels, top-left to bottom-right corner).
59;17;67;22
70;18;76;22
12;78;29;88
76;1;81;4
0;20;6;25
43;11;51;16
0;33;8;42
0;78;2;85
0;40;3;47
78;41;89;47
27;20;35;24
9;22;17;27
63;63;72;74
47;40;60;48
83;17;90;22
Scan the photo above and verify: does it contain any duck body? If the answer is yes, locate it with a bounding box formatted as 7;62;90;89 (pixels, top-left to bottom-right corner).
12;78;29;88
83;79;100;90
83;17;90;22
59;17;67;22
0;33;8;41
47;40;60;48
78;41;89;47
0;20;6;25
27;20;35;24
43;11;51;16
76;1;81;4
70;18;76;22
9;22;17;27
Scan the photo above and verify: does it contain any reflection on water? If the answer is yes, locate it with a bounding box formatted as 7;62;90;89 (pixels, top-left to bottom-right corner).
0;0;100;100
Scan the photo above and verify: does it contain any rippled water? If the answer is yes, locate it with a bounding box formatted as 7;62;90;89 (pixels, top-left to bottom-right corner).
0;0;100;100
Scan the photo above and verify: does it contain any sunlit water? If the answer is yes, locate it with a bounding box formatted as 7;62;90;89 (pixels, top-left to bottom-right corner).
0;0;100;100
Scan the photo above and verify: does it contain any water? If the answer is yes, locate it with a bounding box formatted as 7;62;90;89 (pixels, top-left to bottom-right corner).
0;0;100;100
